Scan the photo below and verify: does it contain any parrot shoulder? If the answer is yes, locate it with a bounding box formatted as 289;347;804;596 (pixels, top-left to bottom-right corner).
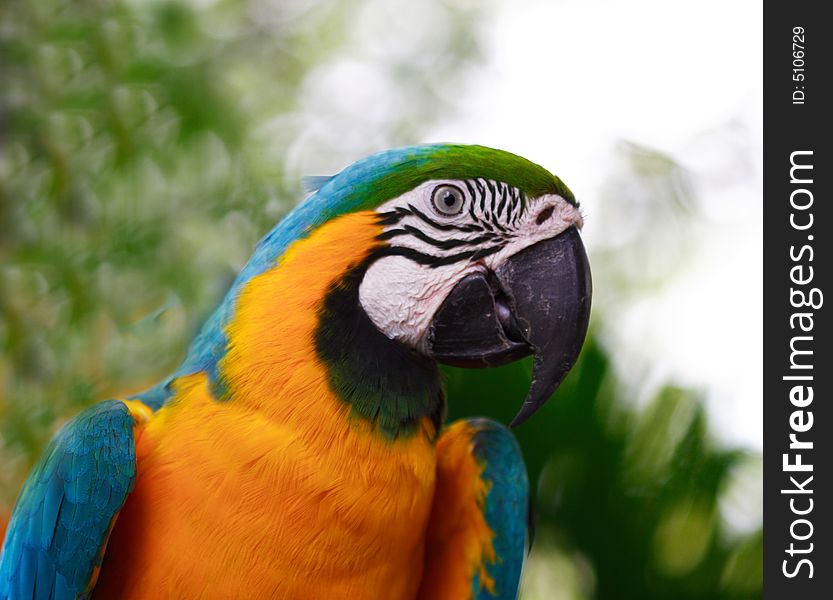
0;398;150;600
419;418;530;600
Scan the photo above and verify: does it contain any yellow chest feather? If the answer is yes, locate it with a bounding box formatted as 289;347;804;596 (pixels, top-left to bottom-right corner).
98;374;437;598
97;212;440;598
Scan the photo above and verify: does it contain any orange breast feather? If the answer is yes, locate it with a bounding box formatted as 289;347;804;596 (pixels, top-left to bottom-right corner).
95;212;438;599
418;421;496;600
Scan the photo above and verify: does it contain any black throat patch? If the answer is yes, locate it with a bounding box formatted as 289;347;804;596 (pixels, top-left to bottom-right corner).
314;256;446;441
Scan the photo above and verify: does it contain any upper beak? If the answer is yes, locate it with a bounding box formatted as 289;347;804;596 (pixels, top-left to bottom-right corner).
427;227;592;427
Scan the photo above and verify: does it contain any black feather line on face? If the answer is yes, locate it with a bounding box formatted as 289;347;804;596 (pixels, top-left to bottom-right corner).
510;188;522;225
377;210;407;226
517;189;529;220
406;204;481;233
404;226;498;249
377;178;530;264
489;211;509;233
377;223;496;247
497;183;510;220
470;244;505;261
475;179;487;215
376;229;406;241
372;243;504;268
378;225;497;251
463;180;478;208
486;179;498;214
480;219;496;233
468;201;481;224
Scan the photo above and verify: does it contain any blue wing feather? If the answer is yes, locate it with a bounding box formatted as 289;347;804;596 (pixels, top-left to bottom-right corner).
467;418;530;600
0;400;138;600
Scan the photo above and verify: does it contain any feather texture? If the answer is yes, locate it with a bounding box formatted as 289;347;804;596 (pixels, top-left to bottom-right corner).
301;175;336;194
0;400;148;600
1;144;551;599
94;211;439;598
175;144;573;401
419;418;529;600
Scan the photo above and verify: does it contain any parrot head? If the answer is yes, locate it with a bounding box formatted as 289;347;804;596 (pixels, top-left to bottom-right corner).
303;144;591;427
177;143;591;430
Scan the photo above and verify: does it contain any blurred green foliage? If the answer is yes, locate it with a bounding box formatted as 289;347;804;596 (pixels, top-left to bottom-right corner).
1;0;760;598
445;342;762;599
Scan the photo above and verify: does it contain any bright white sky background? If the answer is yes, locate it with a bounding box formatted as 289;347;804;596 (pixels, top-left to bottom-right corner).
428;0;763;451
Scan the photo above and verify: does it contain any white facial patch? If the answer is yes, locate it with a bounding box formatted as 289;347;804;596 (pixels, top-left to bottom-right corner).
359;256;480;353
358;178;582;351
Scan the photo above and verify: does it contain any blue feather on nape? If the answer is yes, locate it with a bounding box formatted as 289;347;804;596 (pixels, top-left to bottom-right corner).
301;175;335;194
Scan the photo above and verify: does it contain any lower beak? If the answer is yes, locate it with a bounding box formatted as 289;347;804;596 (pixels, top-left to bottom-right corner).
428;227;592;426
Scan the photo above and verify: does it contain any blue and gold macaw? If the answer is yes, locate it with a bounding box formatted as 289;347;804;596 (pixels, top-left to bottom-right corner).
0;144;591;599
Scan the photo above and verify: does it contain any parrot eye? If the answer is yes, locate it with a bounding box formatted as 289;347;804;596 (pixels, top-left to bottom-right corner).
431;185;465;216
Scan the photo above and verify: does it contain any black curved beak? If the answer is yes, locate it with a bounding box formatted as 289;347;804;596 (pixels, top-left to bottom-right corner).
428;227;592;427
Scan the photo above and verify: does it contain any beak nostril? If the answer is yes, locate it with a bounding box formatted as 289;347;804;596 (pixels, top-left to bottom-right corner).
535;206;555;225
